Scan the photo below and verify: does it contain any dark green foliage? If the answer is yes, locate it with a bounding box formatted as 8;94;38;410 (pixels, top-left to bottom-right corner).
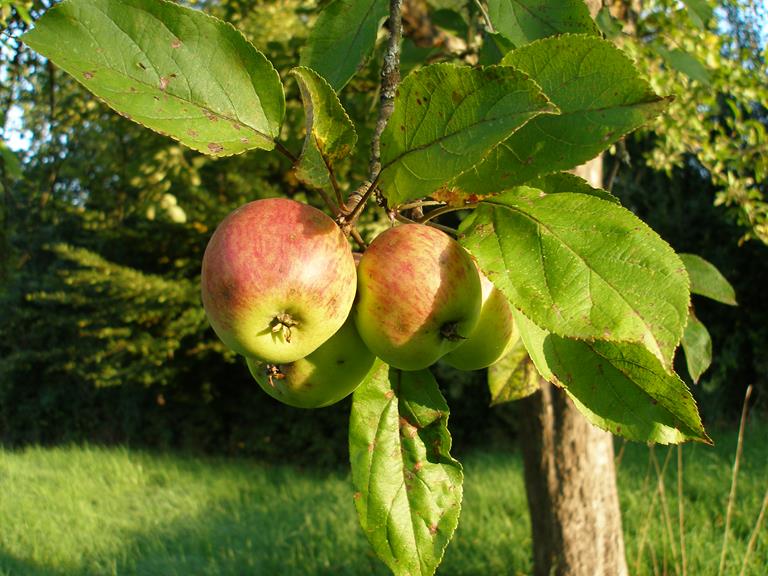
0;0;391;465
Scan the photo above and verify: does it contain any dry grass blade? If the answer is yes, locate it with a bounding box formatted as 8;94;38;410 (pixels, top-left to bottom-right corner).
635;445;674;573
739;483;768;576
651;446;680;575
718;384;754;576
650;536;660;576
678;445;687;576
615;438;628;471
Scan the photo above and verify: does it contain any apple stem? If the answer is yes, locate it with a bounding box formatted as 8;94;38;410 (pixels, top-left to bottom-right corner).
394;213;458;236
419;203;478;224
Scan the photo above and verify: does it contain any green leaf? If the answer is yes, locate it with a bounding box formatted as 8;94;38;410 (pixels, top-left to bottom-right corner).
427;0;466;10
460;190;690;367
12;0;31;24
431;8;469;38
679;253;737;305
290;67;357;194
512;307;553;380
485;0;599;47
300;0;388;91
22;0;284;157
653;44;711;85
401;38;438;77
515;311;709;444
552;339;709;444
478;31;516;65
487;333;540;405
454;35;671;194
681;309;712;383
379;63;556;206
682;0;713;29
0;141;22;180
595;7;623;39
525;172;620;204
350;361;463;576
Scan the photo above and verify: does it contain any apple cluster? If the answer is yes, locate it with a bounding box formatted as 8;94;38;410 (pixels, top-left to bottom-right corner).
201;198;517;409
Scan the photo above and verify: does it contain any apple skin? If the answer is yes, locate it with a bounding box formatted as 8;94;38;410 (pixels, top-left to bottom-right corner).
443;271;518;370
201;198;356;364
354;224;481;370
246;316;375;408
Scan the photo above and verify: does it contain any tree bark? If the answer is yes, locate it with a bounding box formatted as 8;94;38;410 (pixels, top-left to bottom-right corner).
519;149;629;575
519;379;628;576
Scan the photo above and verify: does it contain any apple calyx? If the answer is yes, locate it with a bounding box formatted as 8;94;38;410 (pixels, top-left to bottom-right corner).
270;312;299;343
265;363;286;387
440;321;467;342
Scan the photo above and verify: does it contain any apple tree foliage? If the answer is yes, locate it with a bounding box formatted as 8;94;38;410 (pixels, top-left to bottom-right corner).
597;0;768;244
22;0;738;573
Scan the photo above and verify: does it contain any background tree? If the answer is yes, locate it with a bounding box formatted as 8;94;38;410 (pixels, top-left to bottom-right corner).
594;0;768;247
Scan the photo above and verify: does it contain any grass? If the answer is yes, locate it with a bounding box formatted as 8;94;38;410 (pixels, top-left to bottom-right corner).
618;419;768;576
0;420;765;575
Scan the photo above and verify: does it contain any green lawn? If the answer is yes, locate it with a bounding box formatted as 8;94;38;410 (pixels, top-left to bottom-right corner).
1;420;765;575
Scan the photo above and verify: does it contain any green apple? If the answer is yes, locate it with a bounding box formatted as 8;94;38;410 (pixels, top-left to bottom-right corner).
201;198;356;363
354;224;481;370
443;271;518;370
246;316;375;408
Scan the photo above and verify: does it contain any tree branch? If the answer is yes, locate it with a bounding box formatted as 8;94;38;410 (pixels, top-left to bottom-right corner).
369;0;402;180
344;0;402;221
344;178;379;225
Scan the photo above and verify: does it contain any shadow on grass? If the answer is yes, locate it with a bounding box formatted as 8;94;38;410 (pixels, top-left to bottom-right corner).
112;452;529;576
0;552;68;576
0;448;533;576
7;424;761;576
109;473;391;576
0;453;388;576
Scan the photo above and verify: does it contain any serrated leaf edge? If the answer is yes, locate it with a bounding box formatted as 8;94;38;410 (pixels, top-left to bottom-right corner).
299;0;388;91
22;0;286;157
513;308;710;445
467;193;691;369
380;62;559;206
501;32;665;103
289;65;358;166
578;340;711;444
350;364;464;576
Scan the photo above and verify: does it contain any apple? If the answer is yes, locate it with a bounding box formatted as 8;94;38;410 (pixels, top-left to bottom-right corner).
354;223;481;370
201;198;356;363
443;270;518;370
246;316;375;408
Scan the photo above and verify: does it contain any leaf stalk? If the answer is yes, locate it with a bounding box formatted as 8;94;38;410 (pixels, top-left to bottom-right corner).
419;203;478;223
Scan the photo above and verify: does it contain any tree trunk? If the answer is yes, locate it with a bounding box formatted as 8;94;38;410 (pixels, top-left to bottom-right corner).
519;379;628;576
519;149;629;575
